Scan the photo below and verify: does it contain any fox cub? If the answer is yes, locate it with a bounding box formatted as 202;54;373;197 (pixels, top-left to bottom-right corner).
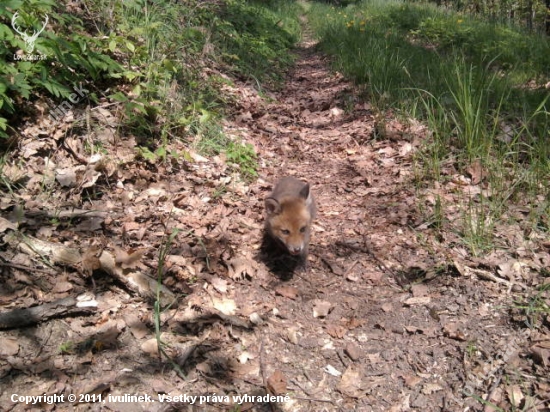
265;177;316;259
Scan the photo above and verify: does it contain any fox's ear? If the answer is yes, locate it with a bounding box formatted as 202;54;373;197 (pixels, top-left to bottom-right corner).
299;183;311;202
265;197;281;215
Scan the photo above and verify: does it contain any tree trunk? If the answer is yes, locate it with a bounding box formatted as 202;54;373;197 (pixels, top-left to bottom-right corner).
527;0;533;32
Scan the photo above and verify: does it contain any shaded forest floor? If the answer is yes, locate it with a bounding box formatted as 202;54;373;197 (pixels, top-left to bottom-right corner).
1;30;549;412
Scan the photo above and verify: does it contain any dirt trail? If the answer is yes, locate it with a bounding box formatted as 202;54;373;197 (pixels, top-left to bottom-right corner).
247;40;452;411
1;27;548;412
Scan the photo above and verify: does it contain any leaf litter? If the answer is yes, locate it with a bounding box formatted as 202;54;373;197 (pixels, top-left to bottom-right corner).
0;36;549;412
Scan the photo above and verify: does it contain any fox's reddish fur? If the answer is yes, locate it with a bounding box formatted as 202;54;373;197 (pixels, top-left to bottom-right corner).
265;177;316;258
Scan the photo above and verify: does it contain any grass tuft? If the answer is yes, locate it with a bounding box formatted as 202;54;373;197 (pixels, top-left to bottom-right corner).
308;0;550;254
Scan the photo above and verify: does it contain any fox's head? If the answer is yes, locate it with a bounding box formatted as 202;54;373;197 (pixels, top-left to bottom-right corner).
265;183;313;256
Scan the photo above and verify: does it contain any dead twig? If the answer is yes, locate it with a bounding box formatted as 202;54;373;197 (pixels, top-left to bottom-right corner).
0;260;55;275
0;296;97;329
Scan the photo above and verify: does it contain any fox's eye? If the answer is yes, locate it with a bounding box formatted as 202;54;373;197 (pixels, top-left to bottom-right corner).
300;226;306;233
281;229;290;235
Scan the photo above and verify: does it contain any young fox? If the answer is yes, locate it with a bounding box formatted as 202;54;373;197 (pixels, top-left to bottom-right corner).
265;177;316;258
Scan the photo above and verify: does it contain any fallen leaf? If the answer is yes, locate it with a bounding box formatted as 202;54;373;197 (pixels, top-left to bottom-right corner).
405;325;422;334
91;326;121;350
326;324;347;339
0;337;19;356
530;341;550;367
410;284;429;297
226;256;256;280
81;166;102;188
402;374;422;388
399;142;413;157
367;352;380;364
77;375;114;397
212;297;237;315
56;167;77;187
381;302;393;312
485;387;503;412
322;259;345;276
312;300;332;318
337;365;364;398
285;328;299;345
75;217;104;232
124;314;149;340
422;383;443;395
388;394;410;412
189;150;209;163
141;338;158;355
114;247;147;269
344;317;365;329
52;280;73;293
267;370;287;395
465;159;486;185
275;285;299;300
497;260;527;281
506;384;524;407
0;217;17;232
344;343;362;361
210;276;228;294
404;297;431;306
442;322;467;341
150;379;170;394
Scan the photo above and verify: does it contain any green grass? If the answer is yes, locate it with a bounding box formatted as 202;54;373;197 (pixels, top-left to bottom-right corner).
213;0;301;85
308;0;550;255
512;283;550;329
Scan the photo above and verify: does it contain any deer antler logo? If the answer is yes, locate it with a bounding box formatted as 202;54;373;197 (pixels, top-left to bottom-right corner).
11;11;49;54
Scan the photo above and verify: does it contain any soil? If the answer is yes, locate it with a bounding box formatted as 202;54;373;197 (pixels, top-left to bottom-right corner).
1;35;549;412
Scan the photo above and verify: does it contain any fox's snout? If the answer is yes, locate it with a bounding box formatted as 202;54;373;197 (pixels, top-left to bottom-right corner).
287;242;304;256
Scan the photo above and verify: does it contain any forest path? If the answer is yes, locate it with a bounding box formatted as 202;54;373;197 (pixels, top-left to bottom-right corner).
233;36;471;411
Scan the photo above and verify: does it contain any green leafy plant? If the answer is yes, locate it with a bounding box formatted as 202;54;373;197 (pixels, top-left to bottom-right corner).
465;340;478;358
226;140;258;180
59;341;74;354
0;0;123;138
1;0;296;186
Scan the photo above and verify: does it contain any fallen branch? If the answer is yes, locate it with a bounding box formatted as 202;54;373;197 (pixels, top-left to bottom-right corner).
25;208;108;219
99;251;176;306
11;232;81;267
7;232;176;305
0;296;97;329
